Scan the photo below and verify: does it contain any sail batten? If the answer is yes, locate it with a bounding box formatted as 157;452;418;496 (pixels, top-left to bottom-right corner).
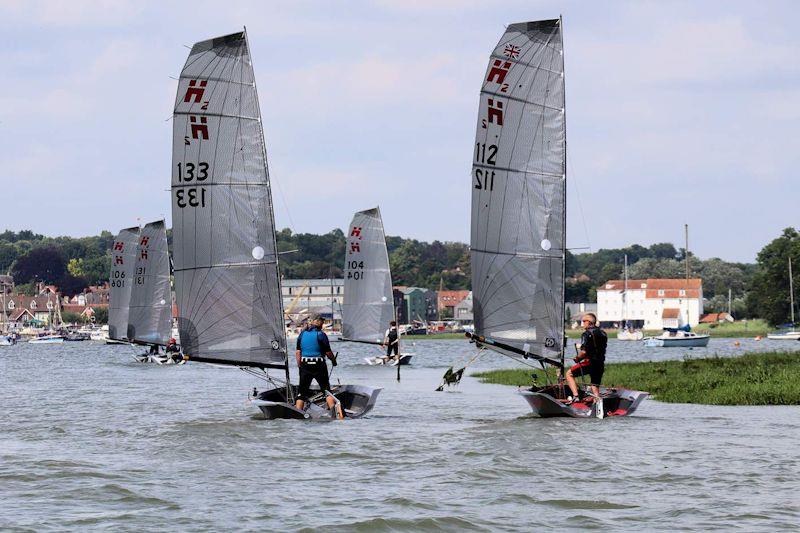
171;31;286;368
342;208;394;345
471;18;566;356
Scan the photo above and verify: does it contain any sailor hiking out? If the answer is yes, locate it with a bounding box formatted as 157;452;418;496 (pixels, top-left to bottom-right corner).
565;313;607;404
295;316;342;419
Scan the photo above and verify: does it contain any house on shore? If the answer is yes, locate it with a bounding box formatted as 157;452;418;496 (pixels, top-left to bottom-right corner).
597;278;704;329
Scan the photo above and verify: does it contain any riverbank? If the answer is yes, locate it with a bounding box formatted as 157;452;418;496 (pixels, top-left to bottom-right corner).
472;351;800;405
565;319;772;339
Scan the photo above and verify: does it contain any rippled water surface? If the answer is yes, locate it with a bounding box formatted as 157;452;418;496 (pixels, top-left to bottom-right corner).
2;338;799;531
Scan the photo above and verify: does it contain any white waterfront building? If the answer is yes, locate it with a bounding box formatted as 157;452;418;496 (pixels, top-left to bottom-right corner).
596;278;704;329
282;278;344;318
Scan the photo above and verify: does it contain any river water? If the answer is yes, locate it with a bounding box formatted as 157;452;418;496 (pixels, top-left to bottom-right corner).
2;338;799;531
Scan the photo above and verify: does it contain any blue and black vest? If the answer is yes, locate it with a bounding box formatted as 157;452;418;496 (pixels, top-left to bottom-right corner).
299;328;324;358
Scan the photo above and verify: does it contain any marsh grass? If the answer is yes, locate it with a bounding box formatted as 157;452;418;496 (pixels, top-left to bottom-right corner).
472;351;800;405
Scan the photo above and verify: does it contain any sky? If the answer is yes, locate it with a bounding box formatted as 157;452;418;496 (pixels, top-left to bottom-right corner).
1;0;798;263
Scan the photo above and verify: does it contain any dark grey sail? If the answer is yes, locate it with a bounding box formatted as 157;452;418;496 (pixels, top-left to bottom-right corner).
171;31;286;368
128;220;172;346
342;207;394;344
108;226;140;341
470;19;566;360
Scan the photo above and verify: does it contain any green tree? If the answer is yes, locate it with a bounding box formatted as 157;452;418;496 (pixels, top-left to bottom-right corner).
746;228;800;326
11;246;66;285
92;307;108;324
67;258;86;277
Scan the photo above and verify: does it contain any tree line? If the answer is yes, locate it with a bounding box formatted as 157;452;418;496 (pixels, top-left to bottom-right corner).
1;227;797;326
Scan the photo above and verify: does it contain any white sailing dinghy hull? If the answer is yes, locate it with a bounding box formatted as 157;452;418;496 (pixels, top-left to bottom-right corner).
251;385;382;420
364;354;413;366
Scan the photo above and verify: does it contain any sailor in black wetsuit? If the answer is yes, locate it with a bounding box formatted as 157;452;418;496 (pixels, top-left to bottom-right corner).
565;312;607;403
382;321;399;363
295;316;342;418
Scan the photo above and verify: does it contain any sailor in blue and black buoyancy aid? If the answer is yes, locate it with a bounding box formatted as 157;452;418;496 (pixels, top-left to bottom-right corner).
294;316;342;418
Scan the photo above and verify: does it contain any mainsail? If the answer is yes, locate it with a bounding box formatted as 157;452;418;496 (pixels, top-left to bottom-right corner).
342;207;394;344
171;31;286;368
470;19;566;360
108;226;140;341
127;220;172;346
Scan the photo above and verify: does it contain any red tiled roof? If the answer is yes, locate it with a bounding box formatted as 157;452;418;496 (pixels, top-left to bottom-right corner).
438;290;470;309
662;308;680;319
600;278;702;292
700;312;732;323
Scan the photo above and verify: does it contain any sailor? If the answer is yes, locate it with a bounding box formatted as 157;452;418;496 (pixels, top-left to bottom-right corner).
295;316;342;419
382;321;399;363
165;337;179;353
565;312;607;404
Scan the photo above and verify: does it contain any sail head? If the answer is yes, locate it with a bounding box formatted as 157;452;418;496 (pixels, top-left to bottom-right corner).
470;19;566;356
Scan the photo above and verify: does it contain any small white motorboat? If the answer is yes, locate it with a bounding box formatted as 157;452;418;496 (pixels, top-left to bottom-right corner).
643;330;710;347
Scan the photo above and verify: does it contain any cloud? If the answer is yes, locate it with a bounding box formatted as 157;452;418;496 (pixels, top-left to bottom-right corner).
0;0;143;28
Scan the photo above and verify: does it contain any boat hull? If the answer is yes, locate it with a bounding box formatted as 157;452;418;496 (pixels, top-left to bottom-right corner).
617;330;643;341
252;384;381;420
519;385;648;418
28;336;64;344
766;331;800;341
364;354;412;366
643;335;709;347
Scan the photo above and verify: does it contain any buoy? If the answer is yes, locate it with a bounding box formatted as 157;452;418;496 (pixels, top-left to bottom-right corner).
755;335;762;341
734;341;740;347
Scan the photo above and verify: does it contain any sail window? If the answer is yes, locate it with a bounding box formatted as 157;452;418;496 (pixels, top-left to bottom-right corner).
252;246;265;260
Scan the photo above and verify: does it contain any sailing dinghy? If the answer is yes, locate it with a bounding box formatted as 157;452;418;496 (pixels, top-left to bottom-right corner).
128;220;183;364
108;226;140;344
466;19;647;418
171;30;380;420
341;207;412;366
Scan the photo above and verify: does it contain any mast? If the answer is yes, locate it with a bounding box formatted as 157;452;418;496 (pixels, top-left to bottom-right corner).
790;257;795;325
559;15;567;371
685;223;690;325
244;27;292;397
622;254;628;325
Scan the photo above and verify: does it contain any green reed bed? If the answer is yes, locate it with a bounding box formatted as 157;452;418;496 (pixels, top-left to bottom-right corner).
472;351;800;405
